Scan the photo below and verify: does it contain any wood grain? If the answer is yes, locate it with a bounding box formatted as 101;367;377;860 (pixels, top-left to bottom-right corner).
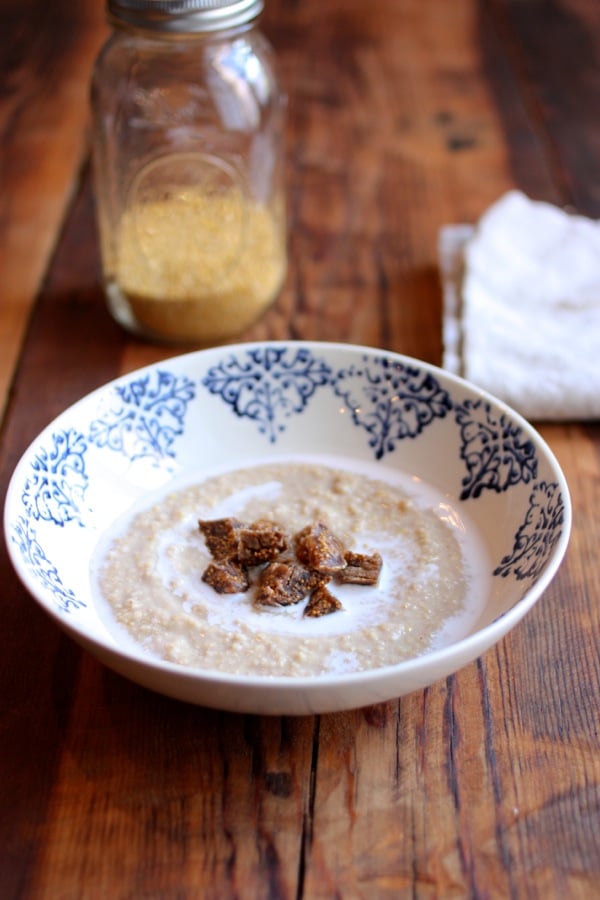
0;0;599;897
485;0;600;216
0;0;107;426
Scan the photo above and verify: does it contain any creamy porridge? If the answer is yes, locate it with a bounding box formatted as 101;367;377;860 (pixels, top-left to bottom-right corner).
92;459;489;677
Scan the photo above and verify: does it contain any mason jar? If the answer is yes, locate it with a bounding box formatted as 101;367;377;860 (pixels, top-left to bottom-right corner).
91;0;286;344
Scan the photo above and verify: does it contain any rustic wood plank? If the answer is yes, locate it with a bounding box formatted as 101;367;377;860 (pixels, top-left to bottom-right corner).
2;171;123;439
262;0;519;363
26;657;315;898
0;177;120;900
0;0;107;425
474;16;600;890
486;0;600;216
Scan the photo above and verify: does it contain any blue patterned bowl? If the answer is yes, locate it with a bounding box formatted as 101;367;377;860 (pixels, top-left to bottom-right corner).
4;342;571;714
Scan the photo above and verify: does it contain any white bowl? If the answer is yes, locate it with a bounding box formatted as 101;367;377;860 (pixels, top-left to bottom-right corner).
4;342;571;714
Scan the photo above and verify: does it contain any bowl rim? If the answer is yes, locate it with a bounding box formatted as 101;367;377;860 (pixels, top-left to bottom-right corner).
3;339;573;690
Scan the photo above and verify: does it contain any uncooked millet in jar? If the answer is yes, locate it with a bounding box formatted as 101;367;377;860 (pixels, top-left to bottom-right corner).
111;188;286;343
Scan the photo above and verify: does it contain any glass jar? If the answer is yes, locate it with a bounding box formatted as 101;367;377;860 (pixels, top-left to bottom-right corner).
91;0;286;344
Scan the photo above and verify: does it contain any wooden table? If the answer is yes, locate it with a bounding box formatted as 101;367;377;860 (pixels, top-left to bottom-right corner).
1;0;599;896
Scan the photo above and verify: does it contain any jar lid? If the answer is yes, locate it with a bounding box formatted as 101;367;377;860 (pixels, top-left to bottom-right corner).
108;0;264;33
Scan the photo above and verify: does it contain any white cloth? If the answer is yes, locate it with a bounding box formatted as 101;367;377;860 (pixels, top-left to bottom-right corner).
440;190;600;420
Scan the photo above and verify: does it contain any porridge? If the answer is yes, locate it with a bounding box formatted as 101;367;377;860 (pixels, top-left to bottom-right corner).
92;460;489;677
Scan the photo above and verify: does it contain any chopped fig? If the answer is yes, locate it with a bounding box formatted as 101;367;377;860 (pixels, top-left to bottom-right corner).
294;521;347;574
255;561;327;607
304;584;343;617
237;520;287;567
198;517;243;560
202;559;249;594
337;550;382;585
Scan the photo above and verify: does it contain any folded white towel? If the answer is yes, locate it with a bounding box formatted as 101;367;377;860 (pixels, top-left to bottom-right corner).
440;190;600;420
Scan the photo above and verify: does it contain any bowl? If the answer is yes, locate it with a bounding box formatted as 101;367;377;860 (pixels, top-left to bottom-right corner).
4;341;571;715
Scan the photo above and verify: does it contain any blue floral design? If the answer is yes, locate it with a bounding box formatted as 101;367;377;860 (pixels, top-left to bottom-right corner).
456;399;538;500
494;482;565;580
331;357;452;459
88;370;196;464
10;516;85;612
21;429;88;526
202;346;332;442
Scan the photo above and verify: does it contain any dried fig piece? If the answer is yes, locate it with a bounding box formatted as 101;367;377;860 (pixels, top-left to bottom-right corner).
294;521;347;575
198;517;243;560
237;520;287;567
337;550;382;585
304;584;343;618
255;561;327;607
202;559;249;594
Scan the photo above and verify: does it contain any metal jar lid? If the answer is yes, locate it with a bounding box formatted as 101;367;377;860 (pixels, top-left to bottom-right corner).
108;0;264;33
